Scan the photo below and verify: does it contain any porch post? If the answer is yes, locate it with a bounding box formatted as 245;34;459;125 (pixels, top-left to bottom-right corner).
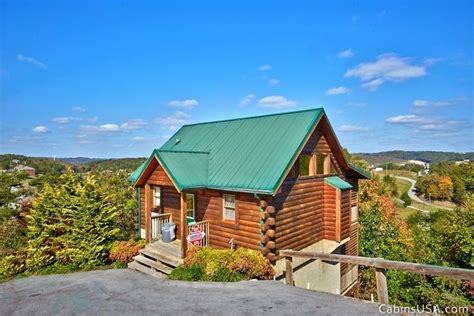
144;184;152;243
180;192;188;258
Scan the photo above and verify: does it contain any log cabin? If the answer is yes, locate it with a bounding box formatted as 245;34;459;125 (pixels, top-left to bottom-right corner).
128;108;369;295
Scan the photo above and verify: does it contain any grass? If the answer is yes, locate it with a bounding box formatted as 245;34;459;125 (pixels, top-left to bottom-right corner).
387;170;418;179
394;178;411;197
394;177;442;218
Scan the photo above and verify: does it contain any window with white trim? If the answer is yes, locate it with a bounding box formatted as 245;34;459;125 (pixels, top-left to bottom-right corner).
351;206;359;223
223;194;236;221
186;193;195;219
153;186;161;207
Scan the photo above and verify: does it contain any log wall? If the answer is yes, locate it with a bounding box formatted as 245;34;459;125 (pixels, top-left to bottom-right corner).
140;165;181;239
323;184;337;240
272;176;325;253
194;189;261;250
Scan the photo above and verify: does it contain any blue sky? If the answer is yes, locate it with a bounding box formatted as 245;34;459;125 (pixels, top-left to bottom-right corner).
1;1;472;158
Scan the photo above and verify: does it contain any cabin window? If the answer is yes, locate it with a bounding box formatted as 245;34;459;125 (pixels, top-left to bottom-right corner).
316;153;332;174
316;154;326;174
153;186;161;207
351;206;359;223
223;194;236;221
186;193;195;219
298;154;311;176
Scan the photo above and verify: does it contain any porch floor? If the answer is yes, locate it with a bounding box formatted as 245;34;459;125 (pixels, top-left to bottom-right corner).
149;238;182;259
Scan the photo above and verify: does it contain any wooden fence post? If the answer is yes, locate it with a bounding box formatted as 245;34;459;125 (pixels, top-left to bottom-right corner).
375;268;389;304
285;256;294;286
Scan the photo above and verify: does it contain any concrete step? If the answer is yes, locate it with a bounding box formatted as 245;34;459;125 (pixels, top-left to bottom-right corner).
133;255;173;275
127;261;167;278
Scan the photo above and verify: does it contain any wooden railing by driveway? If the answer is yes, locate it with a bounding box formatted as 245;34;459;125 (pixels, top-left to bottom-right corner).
187;220;209;247
151;213;172;241
280;250;474;304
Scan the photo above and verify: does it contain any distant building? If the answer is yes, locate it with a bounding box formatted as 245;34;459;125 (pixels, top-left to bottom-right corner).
455;159;470;165
372;167;383;172
407;160;429;168
14;165;36;177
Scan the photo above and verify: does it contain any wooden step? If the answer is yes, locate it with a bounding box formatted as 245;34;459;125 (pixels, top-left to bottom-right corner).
140;248;182;268
133;255;173;275
128;261;166;278
147;242;182;258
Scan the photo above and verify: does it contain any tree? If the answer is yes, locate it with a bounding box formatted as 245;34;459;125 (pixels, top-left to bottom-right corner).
437;176;454;200
26;170;120;272
400;192;411;206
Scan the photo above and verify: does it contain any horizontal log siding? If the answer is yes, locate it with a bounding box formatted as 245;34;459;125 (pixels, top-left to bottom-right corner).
323;184;337;240
340;190;351;240
341;223;359;274
301;130;342;174
143;165;181;239
139;187;145;229
272;177;325;253
195;189;261;250
346;178;359;207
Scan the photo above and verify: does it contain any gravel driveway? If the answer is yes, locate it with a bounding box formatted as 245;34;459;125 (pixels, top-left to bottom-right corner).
0;269;384;315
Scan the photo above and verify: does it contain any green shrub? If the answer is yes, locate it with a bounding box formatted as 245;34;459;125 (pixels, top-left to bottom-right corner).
178;246;274;281
400;192;411;206
109;239;145;263
169;265;206;281
209;266;244;282
26;170;120;272
0;255;26;281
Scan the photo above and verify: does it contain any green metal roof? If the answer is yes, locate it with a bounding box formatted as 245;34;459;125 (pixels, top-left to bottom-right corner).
324;176;353;190
130;109;324;193
156;150;209;189
130;107;368;193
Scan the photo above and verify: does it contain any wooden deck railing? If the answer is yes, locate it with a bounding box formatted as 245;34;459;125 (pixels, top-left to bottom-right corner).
151;213;172;241
187;220;209;247
280;250;474;304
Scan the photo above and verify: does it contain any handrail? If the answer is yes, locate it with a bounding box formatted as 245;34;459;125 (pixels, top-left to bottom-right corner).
151;213;172;241
279;250;474;304
187;220;209;247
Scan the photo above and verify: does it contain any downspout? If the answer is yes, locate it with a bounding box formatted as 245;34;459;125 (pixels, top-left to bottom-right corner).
137;188;141;239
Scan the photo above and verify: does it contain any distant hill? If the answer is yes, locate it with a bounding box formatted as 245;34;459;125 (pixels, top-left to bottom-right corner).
0;154;146;174
354;151;474;165
57;157;101;164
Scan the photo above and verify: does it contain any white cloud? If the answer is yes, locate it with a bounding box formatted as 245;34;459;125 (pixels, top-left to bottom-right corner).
338;48;355;58
258;64;271;71
72;106;86;112
386;114;424;124
326;86;351;95
239;94;256;107
155;111;189;130
423;57;443;66
412;99;453;108
168;99;199;109
52;117;82;124
99;124;120;132
32;126;49;133
257;96;296;109
80;123;121;133
361;78;385;91
345;54;426;90
132;136;145;141
120;119;147;130
86;116;99;123
339;125;370;132
268;78;279;86
17;54;48;69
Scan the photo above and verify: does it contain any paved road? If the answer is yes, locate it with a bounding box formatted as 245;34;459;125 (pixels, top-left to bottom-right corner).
0;269;385;316
394;176;453;210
